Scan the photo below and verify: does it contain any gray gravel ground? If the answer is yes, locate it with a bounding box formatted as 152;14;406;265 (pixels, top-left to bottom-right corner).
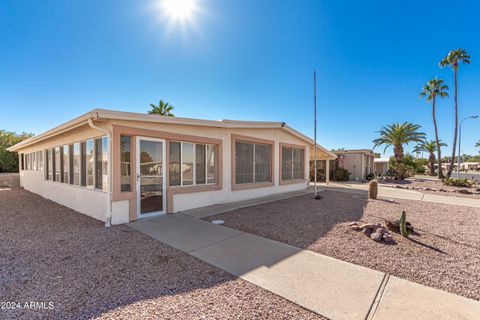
0;188;325;320
205;190;480;301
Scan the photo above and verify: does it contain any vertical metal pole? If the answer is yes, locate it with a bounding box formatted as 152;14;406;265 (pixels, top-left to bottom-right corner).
457;122;461;179
314;71;318;197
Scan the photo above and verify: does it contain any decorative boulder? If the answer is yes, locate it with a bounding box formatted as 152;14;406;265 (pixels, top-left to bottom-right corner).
370;232;383;242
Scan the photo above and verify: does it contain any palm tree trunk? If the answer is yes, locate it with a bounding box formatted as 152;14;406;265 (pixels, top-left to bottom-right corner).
429;152;436;176
394;144;404;163
432;97;444;179
447;68;458;178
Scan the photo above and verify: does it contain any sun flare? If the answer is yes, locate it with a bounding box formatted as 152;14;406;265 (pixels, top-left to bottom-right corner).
161;0;198;21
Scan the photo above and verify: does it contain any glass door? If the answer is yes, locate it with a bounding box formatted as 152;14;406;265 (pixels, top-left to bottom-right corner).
136;137;166;218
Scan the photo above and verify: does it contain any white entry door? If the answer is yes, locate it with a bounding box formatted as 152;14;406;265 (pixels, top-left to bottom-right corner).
136;137;166;218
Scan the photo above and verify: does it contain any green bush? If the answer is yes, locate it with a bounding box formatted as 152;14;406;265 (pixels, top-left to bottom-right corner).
387;162;413;180
332;168;350;181
443;178;473;188
414;166;426;174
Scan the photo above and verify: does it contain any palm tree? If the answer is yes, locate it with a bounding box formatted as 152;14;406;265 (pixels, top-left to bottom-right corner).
476;141;480;148
373;122;426;163
439;48;471;178
419;78;449;179
148;100;175;117
414;140;447;176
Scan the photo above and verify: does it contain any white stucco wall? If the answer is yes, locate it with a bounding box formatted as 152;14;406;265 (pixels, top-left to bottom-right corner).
21;170;108;221
16;118;315;223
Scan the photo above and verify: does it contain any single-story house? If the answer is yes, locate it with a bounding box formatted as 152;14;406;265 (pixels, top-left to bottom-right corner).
374;158;390;176
8;109;336;225
332;149;375;181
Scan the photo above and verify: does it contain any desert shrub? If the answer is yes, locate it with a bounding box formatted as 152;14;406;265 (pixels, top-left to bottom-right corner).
443;178;473;188
332;168;350;181
414;166;426;174
387;162;413;180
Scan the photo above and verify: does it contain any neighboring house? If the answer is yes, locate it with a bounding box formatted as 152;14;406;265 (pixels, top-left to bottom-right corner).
8;109;335;225
374;158;390;176
461;162;480;171
332;149;375;181
309;146;337;183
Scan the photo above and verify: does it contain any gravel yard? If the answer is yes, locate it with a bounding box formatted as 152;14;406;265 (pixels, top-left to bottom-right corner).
0;188;324;320
380;177;480;199
205;190;480;301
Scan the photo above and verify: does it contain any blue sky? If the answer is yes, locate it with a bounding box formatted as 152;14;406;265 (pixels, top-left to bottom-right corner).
1;0;479;156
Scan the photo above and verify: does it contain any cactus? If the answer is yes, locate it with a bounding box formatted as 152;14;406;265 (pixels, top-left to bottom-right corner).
368;180;378;199
399;211;409;237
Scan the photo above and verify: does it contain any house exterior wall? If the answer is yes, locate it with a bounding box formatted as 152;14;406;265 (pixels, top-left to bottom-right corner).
17;123;109;222
109;120;311;219
335;151;375;180
374;162;389;175
15;118;312;224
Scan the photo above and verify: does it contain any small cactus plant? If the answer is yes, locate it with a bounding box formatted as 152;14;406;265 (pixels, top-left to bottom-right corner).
368;180;378;199
399;211;409;237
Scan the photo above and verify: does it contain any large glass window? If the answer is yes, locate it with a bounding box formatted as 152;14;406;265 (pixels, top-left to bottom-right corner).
54;147;61;182
37;151;43;171
85;140;94;187
120;136;132;192
281;146;305;181
195;144;206;185
46;149;52;180
206;145;216;184
80;142;86;186
63;145;69;183
182;143;194;186
169;142;181;186
255;143;272;183
95;137;108;190
72;143;81;185
235;141;272;184
169;142;217;186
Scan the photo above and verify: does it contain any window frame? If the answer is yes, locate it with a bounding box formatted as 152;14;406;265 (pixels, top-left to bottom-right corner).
169;141;218;187
231;134;274;191
279;143;306;185
120;135;133;192
40;136;107;192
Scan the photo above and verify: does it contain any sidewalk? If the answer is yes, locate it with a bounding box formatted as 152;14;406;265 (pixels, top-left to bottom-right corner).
130;214;480;320
319;182;480;208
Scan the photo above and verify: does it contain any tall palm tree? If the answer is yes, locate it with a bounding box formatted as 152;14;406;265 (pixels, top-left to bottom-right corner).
413;140;447;176
419;78;449;179
373;122;426;163
439;48;471;178
476;141;480;148
148;100;175;117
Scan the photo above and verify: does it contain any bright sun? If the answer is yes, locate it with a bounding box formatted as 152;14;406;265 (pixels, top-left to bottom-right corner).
161;0;198;20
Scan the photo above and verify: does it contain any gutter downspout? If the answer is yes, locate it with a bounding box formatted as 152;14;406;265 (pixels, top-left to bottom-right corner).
87;116;113;227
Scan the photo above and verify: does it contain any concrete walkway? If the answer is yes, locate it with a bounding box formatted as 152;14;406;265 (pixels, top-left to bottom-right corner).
319;182;480;208
130;214;480;320
180;188;315;219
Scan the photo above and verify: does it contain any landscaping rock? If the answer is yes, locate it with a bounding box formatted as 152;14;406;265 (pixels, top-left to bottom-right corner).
370;232;383;242
376;227;387;235
349;225;362;231
359;223;381;230
363;228;372;236
382;234;394;242
458;189;472;195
